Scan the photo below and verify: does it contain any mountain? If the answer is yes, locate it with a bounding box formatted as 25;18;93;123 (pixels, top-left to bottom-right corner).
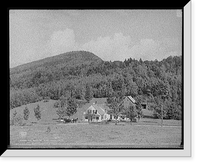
10;51;103;75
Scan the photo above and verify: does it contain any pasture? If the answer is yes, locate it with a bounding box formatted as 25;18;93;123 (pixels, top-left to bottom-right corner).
10;121;182;148
10;99;182;148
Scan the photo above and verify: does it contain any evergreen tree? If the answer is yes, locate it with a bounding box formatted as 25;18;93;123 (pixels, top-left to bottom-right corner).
56;96;66;119
107;81;114;97
66;97;77;118
85;84;92;103
56;96;77;119
56;106;65;119
34;104;41;120
11;110;17;125
23;106;30;120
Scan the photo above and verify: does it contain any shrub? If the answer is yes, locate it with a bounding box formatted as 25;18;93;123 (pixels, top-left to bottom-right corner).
53;101;60;108
34;104;41;120
46;126;51;133
43;97;50;102
23;106;30;120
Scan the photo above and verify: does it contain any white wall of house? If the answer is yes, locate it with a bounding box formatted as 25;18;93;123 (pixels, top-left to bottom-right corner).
83;112;112;122
103;113;109;120
108;114;116;120
83;110;103;122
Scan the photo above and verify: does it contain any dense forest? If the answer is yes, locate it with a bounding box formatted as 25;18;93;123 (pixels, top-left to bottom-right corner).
10;51;182;120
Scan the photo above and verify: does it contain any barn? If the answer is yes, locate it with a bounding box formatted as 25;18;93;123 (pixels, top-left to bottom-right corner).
120;96;136;108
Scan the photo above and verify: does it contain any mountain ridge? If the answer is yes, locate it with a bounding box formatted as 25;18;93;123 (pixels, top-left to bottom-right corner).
10;50;103;75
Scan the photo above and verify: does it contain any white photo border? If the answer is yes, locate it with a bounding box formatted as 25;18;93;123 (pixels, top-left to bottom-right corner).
3;2;191;157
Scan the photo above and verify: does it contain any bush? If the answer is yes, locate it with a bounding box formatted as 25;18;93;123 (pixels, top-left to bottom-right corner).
53;101;60;108
43;97;50;102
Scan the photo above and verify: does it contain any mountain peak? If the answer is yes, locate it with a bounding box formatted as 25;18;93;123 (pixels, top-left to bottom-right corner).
10;51;103;75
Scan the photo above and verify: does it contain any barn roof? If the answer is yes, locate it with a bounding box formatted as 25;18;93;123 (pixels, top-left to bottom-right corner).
126;96;136;104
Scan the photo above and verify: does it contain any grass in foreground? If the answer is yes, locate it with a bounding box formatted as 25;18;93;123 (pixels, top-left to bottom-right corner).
10;122;182;149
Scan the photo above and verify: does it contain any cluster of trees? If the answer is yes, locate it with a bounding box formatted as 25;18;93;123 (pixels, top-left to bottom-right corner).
55;96;77;119
10;52;182;120
11;104;42;126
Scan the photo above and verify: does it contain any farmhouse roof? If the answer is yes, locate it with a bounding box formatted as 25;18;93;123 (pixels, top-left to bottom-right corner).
90;98;107;104
87;104;106;115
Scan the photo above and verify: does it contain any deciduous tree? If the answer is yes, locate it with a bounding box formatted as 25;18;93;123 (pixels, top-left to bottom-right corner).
125;105;138;122
107;96;123;125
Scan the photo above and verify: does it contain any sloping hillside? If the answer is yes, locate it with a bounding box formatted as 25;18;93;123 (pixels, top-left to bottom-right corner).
10;99;86;124
10;51;102;76
10;51;103;90
10;54;182;122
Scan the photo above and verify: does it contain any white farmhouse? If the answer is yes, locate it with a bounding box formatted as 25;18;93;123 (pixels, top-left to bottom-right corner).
83;103;111;122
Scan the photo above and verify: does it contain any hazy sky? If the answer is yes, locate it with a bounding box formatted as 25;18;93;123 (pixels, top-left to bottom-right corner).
9;9;182;68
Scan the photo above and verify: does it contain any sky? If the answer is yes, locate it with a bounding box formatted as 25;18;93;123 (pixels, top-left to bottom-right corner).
9;9;182;68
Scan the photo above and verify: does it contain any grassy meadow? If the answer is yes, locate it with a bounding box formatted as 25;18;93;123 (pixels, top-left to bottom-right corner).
10;100;182;149
10;122;181;148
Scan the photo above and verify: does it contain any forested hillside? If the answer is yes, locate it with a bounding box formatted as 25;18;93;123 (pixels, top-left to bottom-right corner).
10;51;182;120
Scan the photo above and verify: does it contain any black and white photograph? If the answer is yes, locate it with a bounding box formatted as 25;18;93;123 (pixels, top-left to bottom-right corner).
4;2;192;157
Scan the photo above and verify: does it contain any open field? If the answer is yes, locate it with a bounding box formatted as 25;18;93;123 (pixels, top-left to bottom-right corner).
10;99;182;148
10;121;182;149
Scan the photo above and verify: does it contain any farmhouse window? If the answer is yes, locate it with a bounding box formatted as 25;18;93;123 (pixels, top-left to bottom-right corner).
141;104;147;109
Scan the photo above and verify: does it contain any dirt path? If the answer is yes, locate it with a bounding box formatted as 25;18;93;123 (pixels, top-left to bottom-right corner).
56;122;181;128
